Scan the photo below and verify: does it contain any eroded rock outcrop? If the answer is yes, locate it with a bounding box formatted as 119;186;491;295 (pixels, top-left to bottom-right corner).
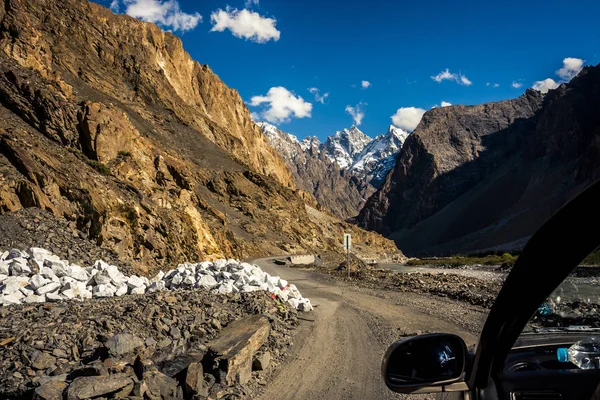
0;0;401;271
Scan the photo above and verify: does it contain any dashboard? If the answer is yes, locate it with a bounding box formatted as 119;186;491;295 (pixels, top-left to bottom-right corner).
495;334;600;400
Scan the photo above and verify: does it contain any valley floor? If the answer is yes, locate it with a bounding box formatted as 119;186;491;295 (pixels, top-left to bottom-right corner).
250;258;488;400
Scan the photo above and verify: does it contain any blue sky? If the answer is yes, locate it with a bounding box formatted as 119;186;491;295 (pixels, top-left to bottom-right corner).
100;0;599;141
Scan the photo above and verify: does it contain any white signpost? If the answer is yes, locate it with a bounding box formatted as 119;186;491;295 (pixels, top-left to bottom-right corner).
344;233;352;277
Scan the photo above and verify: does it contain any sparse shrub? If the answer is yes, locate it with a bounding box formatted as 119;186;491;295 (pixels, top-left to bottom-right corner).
87;159;109;175
118;150;132;158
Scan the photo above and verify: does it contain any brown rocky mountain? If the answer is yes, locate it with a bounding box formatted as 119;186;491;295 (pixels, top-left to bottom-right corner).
257;122;368;219
0;0;400;273
358;66;600;256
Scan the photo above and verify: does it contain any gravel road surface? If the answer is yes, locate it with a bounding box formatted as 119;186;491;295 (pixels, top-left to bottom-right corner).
251;258;488;400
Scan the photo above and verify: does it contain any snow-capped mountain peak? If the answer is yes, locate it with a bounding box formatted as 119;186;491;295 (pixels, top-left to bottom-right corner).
258;121;410;190
322;126;372;169
300;136;321;152
349;125;409;186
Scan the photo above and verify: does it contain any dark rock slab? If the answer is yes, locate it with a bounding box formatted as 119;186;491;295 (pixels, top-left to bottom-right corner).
207;315;270;385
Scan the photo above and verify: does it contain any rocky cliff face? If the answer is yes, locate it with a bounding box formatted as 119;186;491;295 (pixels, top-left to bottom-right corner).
0;0;400;273
359;66;600;255
257;122;367;219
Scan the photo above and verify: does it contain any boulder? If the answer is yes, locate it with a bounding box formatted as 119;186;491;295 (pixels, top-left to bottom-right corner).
39;267;59;281
66;374;134;400
184;362;203;396
9;258;31;276
105;333;145;356
6;248;28;260
46;292;64;302
19;285;34;296
23;294;46;303
2;276;30;294
31;351;57;370
92;284;116;298
44;260;68;277
130;286;145;295
1;293;23;305
29;274;49;290
115;283;128;297
146;280;165;293
126;275;145;288
32;380;68;400
36;282;61;295
66;265;89;282
198;275;217;289
143;370;179;399
207;315;270;385
0;261;9;275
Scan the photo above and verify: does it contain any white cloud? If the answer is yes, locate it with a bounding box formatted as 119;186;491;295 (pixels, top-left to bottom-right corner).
532;78;559;94
250;87;312;123
556;57;584;81
460;75;472;86
110;0;120;12
345;102;365;126
245;0;259;7
308;87;329;104
210;7;280;43
250;112;260;121
493;83;499;88
121;0;202;32
361;80;371;89
512;81;523;88
431;68;472;86
432;69;456;83
391;107;426;132
441;101;452;107
486;82;490;86
531;57;585;94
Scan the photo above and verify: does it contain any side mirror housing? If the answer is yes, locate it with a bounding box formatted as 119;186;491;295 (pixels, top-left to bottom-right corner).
382;333;469;394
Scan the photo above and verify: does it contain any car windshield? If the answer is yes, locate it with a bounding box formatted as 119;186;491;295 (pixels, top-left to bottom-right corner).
523;249;600;333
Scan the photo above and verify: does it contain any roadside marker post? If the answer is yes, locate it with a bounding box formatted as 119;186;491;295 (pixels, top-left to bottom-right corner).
344;233;352;278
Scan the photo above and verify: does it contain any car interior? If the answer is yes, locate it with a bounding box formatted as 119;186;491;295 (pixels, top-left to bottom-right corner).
382;180;600;400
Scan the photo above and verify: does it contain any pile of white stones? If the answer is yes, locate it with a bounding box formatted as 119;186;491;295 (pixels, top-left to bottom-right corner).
0;247;312;311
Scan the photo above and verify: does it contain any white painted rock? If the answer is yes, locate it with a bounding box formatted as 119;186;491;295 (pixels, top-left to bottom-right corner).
92;284;116;298
115;283;128;297
130;286;145;295
1;293;23;305
23;294;46;303
29;274;49;290
36;282;61;295
2;276;30;295
9;258;31;276
126;275;145;289
0;261;9;275
66;265;89;282
198;275;217;289
46;292;64;302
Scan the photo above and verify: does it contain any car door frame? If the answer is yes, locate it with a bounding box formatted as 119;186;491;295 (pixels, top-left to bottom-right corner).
467;180;600;392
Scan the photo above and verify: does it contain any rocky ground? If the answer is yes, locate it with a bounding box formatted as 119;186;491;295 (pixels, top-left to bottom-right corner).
0;289;299;399
0;209;313;399
0;209;135;276
301;253;600;329
307;253;504;308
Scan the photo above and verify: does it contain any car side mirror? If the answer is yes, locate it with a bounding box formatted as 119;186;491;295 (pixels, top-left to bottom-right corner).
382;333;469;394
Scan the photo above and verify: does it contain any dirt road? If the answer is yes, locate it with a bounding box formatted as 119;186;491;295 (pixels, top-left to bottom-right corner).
251;258;488;400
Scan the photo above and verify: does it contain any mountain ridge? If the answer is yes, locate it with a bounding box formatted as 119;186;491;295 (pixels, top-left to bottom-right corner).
358;67;600;255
